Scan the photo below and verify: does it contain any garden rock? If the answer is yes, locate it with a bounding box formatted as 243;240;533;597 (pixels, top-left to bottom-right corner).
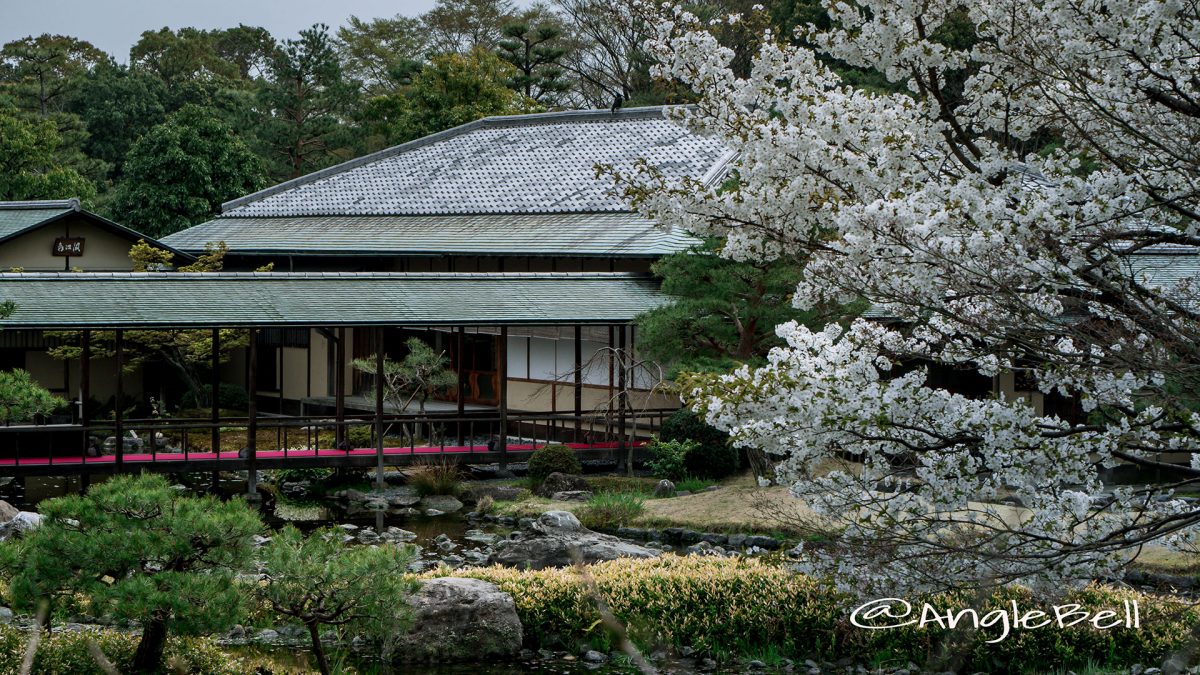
0;501;18;523
489;510;659;569
425;509;445;517
381;527;418;544
464;529;499;546
653;479;676;497
0;510;42;540
550;490;593;502
389;494;421;508
464;485;525;502
420;495;463;513
582;650;608;663
535;472;589;498
395;578;522;662
0;607;12;624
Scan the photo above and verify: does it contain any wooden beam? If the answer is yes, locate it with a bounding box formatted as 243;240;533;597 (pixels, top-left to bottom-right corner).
498;326;508;470
335;327;346;449
617;324;627;454
114;329;123;472
456;326;465;444
375;327;385;488
246;328;258;496
80;330;90;427
575;325;584;436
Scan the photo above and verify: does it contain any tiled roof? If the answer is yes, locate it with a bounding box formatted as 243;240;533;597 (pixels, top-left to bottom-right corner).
220;107;730;218
0;272;668;328
162;213;699;256
0;200;78;240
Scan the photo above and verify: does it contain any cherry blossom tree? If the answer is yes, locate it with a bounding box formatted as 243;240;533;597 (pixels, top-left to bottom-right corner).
613;0;1200;597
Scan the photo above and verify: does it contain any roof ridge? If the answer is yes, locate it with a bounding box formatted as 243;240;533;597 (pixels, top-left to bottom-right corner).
0;199;79;211
219;106;684;214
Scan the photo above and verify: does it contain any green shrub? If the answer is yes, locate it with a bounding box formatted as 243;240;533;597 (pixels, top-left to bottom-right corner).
579;492;645;529
409;459;462;497
0;625;256;674
438;558;1200;671
347;424;374;448
179;383;250;412
646;438;697;481
587;475;659;495
660;409;740;479
675;476;717;493
527;444;582;484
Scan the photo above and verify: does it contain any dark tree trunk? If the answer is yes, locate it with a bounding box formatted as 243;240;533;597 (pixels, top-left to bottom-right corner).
132;615;168;673
307;621;331;675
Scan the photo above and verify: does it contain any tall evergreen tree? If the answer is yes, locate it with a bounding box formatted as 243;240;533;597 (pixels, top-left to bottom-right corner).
258;24;360;179
497;8;571;104
0;34;106;116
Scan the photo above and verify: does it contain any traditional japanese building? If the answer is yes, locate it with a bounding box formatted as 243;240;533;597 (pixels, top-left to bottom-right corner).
161;106;732;417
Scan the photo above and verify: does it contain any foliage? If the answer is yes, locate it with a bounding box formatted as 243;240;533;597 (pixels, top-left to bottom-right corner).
352;337;457;415
618;1;1200;597
179;382;250;412
578;492;645;529
337;15;427;95
0;369;64;425
637;238;844;375
0;104;96;201
475;494;497;515
177;241;229;272
256;525;416;673
399;48;537;140
673;476;717;493
48;329;249;410
659;409;739;480
497;12;571;103
527;443;583;484
111;104;264;237
257;24;360;180
0;626;256;675
423;0;517;53
128;238;176;271
440;558;1199;670
3;475;263;672
64;60;168;177
586;475;660;495
645;437;696;481
0;34;106;116
409;459;463;497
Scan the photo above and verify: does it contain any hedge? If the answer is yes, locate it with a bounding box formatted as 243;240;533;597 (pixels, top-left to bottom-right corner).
0;626;264;674
428;556;1199;672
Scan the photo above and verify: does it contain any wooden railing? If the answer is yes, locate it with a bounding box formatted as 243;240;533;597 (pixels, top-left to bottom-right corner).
0;407;676;472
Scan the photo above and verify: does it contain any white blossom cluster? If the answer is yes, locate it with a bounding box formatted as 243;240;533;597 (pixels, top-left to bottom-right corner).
615;0;1200;594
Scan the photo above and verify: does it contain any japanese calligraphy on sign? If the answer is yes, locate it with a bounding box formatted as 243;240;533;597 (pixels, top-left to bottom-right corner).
52;238;84;256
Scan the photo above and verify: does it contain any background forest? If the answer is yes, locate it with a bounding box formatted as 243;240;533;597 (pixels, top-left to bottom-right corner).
0;0;840;239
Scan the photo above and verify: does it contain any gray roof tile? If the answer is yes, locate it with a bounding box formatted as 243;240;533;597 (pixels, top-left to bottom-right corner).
0;272;667;328
162;212;699;256
220;107;729;218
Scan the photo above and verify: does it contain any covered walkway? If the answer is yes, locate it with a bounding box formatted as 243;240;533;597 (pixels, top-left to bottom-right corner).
0;271;672;486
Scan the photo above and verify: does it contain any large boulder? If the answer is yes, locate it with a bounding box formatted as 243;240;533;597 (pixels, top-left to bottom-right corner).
0;500;18;524
419;495;464;514
488;511;660;570
535;472;589;498
395;578;522;662
0;510;42;541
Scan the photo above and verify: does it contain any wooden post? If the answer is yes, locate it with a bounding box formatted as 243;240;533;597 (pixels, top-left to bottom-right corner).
456;326;465;444
617;325;627;460
335;327;346;449
114;329;124;471
375;327;385;488
246;328;258;496
574;324;583;440
498;326;508;470
211;328;221;490
80;329;90;429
